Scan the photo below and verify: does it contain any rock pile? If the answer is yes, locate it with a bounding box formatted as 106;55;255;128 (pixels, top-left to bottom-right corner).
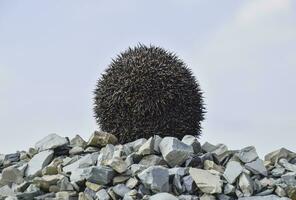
0;131;296;200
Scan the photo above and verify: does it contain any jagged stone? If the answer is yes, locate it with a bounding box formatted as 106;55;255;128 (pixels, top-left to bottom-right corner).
137;166;169;193
137;137;154;155
35;133;69;152
159;137;193;167
70;135;87;148
223;161;243;184
189;168;222;194
245;159;268;176
96;189;110;200
25;150;54;177
237;146;258;163
106;157;127;173
86;166;115;185
238;173;254;197
87;131;118;147
181;135;201;154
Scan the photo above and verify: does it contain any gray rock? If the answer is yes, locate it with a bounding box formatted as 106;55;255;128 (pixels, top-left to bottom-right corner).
138;137;154;155
106;157;127;173
224;184;235;195
63;152;98;173
178;195;199;200
223;160;243;184
112;184;131;197
281;172;296;186
0;166;24;186
271;166;285;177
238;146;258;163
87;131;118;147
238;173;253;197
139;155;164;166
279;158;296;172
70;134;87;148
245;158;268;176
265;148;296;164
200;194;216;200
202;142;218;153
97;144;115;166
25;150;54;177
181;135;201;154
238;195;290;200
189;168;222;194
69;146;84;155
96;189;110;200
86;166;115;185
149;193;178;200
168;167;189;177
137;166;169;193
182;175;196;194
35;133;68;152
159;137;193;167
130;164;147;176
153;135;162;153
0;185;15;197
126;178;139;189
123;189;138;200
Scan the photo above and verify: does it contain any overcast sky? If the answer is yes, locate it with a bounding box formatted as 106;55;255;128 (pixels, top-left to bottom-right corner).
0;0;295;156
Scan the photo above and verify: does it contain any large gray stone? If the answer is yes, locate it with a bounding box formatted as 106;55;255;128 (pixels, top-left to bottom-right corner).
63;152;98;173
159;137;193;167
237;146;258;163
106;157;127;173
96;189;110;200
35;133;68;152
137;166;169;193
181;135;201;154
0;166;24;186
86;166;115;185
189;168;222;194
149;193;178;200
245;158;268;176
112;184;131;197
25;150;54;177
223;161;243;184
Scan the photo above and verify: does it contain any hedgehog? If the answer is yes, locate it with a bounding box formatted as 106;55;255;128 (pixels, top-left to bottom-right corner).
94;44;205;143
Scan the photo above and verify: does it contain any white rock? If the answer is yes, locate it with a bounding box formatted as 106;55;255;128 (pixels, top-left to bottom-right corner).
189;168;222;194
223;161;243;184
25;150;54;177
35;133;68;152
138;137;154;155
63;152;98;173
238;173;254;197
149;193;178;200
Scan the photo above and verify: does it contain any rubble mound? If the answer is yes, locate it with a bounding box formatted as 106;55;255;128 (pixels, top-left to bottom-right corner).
0;131;295;200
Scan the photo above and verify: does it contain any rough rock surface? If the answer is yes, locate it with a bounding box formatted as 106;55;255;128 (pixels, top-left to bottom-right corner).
0;133;295;200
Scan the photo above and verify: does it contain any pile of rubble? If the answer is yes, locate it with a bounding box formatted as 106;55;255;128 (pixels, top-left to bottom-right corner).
0;131;296;200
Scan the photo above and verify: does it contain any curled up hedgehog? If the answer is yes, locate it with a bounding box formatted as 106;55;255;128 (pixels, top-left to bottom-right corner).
94;44;206;143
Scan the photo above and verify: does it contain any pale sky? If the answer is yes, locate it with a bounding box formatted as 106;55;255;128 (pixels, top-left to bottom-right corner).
0;0;295;156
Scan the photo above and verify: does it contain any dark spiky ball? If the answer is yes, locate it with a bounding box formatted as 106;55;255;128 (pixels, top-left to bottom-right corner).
94;44;205;143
